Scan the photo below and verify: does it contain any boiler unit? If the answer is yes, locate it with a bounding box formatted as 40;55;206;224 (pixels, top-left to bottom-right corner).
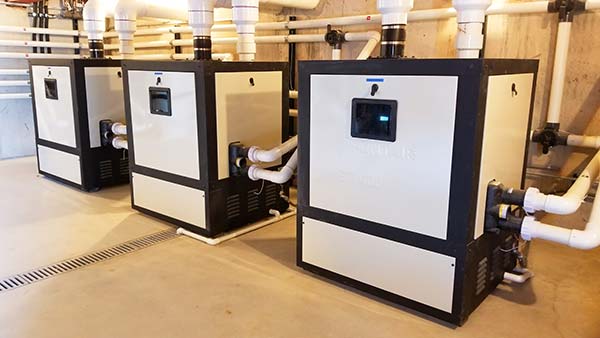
297;58;538;325
122;60;290;238
29;59;129;192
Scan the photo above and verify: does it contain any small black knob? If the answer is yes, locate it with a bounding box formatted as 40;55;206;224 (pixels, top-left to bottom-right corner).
371;84;379;96
249;77;255;86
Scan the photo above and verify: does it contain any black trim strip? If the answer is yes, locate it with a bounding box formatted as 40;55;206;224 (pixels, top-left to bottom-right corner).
132;165;203;190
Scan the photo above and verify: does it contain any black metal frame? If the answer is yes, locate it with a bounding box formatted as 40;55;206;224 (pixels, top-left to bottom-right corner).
29;59;130;192
122;60;290;238
296;58;538;325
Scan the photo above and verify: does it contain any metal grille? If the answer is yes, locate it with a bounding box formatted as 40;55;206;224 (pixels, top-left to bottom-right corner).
0;229;178;293
99;160;113;181
247;189;260;213
475;257;488;296
226;194;241;220
119;158;129;177
265;184;278;207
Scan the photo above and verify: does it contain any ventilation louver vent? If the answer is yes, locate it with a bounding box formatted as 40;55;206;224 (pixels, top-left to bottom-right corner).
0;229;177;293
248;189;260;213
99;160;113;181
475;257;489;296
119;158;129;177
227;194;241;220
265;184;278;207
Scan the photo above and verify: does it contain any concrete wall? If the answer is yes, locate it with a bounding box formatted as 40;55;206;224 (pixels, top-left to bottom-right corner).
0;1;76;160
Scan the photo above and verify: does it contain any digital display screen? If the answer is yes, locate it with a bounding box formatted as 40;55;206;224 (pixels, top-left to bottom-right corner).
44;78;58;100
149;87;172;116
351;99;397;142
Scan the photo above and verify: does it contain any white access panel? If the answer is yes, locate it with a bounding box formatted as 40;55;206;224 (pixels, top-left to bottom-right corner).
474;74;534;239
132;173;206;228
215;71;283;180
85;67;125;148
309;75;458;240
37;145;82;185
31;65;77;148
302;217;456;312
128;71;200;180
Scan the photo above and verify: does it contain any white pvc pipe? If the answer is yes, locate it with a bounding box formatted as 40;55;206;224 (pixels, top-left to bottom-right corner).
504;268;534;284
0;93;31;100
346;31;381;60
112;137;128;150
177;208;297;245
331;48;341;60
248;149;298;184
0;52;81;59
587;0;600;10
524;150;600;215
0;25;80;37
111;122;128;136
567;135;600;149
247;135;298;163
0;40;86;50
546;22;572;125
0;69;28;76
453;0;492;59
521;213;600;250
0;80;30;87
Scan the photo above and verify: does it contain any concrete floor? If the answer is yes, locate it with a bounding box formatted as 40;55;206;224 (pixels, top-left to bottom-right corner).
1;157;599;338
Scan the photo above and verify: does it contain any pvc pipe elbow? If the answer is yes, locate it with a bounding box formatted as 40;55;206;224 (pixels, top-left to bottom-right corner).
523;187;582;215
248;165;294;184
569;226;600;250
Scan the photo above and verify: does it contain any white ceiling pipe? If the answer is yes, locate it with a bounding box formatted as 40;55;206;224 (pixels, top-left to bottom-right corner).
524;150;600;215
546;22;571;125
0;80;30;87
0;25;80;37
248;135;298;163
567;135;600;149
0;40;87;49
0;93;31;100
0;69;28;76
0;52;81;59
453;0;492;58
248;149;298;184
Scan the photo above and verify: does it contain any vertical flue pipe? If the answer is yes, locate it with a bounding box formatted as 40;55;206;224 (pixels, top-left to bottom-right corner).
232;0;259;61
452;0;492;58
188;0;214;60
83;0;119;58
377;0;413;58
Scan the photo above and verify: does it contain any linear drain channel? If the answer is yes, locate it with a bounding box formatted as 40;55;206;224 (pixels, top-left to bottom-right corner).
0;229;178;293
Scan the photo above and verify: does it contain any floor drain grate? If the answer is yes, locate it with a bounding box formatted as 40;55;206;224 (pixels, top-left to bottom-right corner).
0;229;178;293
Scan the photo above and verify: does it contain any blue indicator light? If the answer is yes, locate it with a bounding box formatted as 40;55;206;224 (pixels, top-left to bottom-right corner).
366;78;384;83
379;115;390;122
154;72;163;75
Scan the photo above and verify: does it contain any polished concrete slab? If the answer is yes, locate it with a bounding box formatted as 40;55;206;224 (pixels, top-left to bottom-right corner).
1;157;599;338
